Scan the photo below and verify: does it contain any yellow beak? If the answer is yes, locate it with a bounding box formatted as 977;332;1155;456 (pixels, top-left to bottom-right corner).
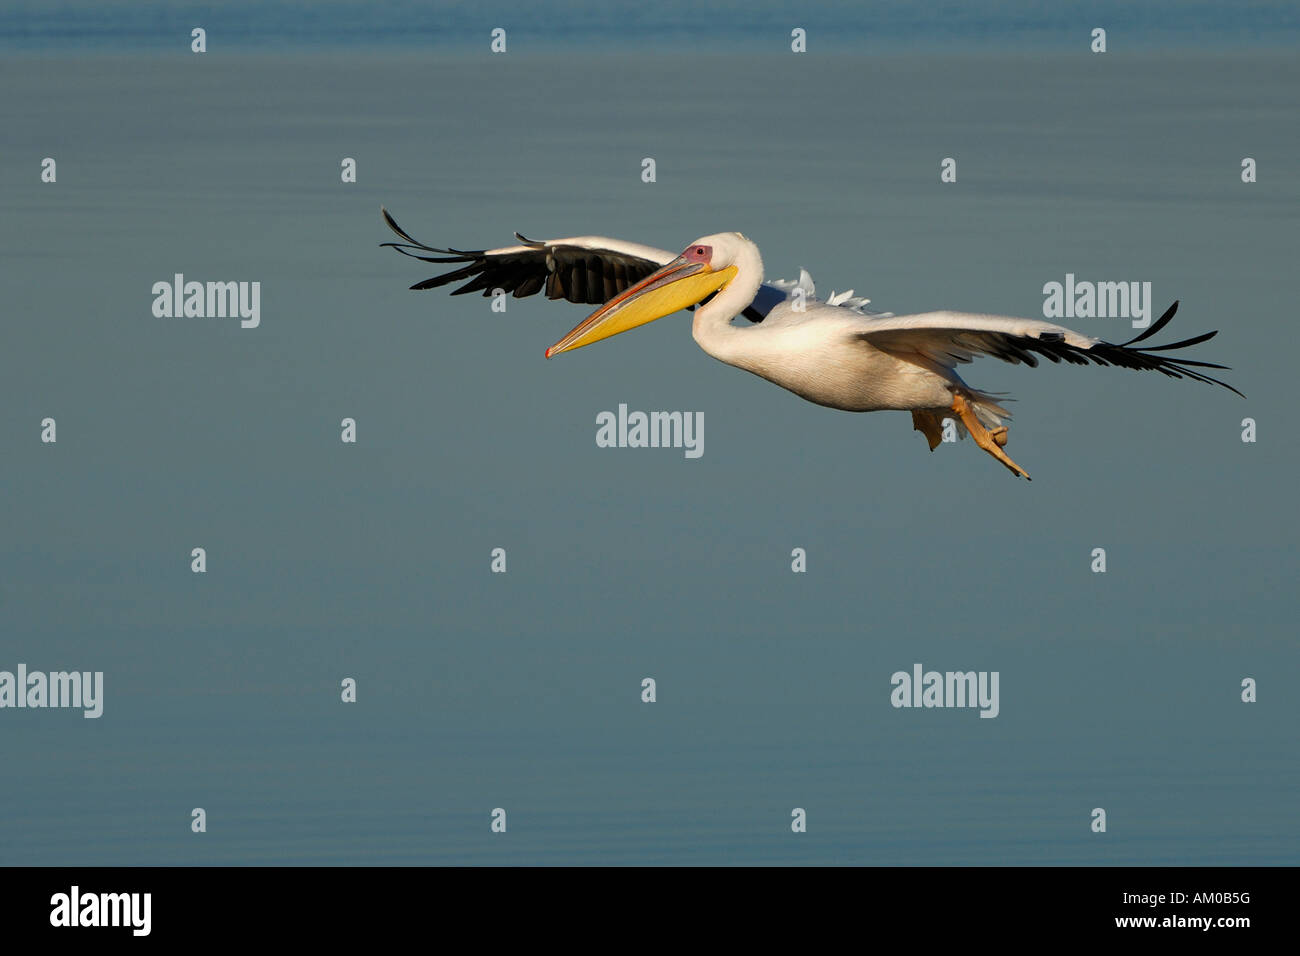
546;258;738;358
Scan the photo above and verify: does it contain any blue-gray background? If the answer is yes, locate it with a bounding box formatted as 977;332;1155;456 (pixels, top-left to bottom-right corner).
1;2;1296;865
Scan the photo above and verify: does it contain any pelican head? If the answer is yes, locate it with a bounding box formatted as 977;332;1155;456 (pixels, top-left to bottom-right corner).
545;233;750;357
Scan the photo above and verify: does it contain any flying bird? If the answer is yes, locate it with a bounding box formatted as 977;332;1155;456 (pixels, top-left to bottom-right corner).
381;208;1240;479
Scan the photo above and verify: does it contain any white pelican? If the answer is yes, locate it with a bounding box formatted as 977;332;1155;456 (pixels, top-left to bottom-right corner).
381;209;1240;479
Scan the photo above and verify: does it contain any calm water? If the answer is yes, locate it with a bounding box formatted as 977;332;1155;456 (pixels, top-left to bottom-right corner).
1;39;1297;864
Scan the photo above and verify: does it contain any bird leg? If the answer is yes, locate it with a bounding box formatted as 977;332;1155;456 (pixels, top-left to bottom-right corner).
950;393;1031;480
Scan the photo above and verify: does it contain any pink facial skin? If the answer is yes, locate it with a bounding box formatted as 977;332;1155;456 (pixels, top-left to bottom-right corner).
682;244;712;263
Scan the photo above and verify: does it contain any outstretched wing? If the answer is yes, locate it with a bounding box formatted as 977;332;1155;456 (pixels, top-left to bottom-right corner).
381;207;675;304
855;301;1242;396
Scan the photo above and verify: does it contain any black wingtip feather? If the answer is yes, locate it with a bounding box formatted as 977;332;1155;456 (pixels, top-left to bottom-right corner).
955;299;1247;397
1140;329;1218;352
381;206;424;246
1120;300;1178;346
1070;299;1243;397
